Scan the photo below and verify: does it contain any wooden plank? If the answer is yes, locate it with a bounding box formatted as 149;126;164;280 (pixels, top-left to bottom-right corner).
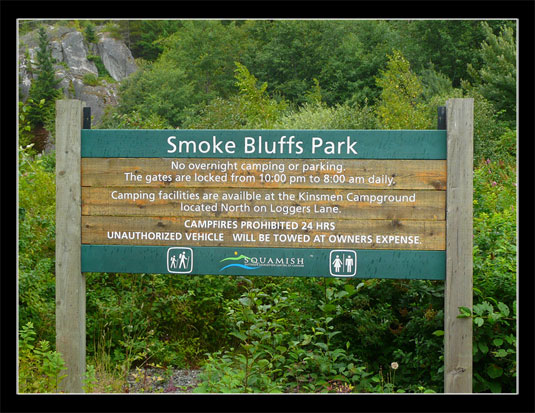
81;245;446;279
81;129;447;159
445;98;473;393
82;216;446;250
55;100;85;393
81;187;445;220
81;158;447;190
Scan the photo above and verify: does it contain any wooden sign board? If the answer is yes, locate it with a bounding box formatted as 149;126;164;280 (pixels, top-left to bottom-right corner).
80;129;447;279
55;100;473;393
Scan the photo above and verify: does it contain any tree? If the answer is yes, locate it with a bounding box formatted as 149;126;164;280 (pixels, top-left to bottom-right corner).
317;20;396;106
84;23;97;44
183;62;288;129
25;27;61;150
241;20;388;107
232;62;288;128
466;22;516;124
240;20;337;105
26;27;61;126
375;50;431;130
127;20;183;61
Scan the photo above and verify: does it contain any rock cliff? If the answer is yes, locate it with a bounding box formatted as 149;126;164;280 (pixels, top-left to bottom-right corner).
19;25;138;127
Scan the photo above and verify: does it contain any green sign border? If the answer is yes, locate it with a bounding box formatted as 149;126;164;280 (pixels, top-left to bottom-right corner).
81;245;445;280
81;129;447;159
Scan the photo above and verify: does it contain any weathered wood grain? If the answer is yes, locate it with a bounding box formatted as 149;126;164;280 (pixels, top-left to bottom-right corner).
445;98;473;393
81;158;446;190
81;187;445;220
82;215;445;250
55;100;85;393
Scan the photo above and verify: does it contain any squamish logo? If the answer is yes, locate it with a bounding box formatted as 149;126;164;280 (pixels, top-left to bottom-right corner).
219;252;260;271
219;252;306;272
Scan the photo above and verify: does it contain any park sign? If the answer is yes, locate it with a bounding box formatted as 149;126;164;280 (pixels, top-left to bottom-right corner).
55;99;473;393
80;129;446;279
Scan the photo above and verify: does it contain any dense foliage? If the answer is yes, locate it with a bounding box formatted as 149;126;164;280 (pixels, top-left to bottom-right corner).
18;19;517;393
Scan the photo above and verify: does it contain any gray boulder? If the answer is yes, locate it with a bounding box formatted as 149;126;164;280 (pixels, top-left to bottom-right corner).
97;34;137;81
50;40;64;63
60;31;98;75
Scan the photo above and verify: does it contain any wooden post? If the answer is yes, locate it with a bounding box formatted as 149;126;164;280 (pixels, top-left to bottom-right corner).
437;106;446;130
444;98;474;393
55;99;85;393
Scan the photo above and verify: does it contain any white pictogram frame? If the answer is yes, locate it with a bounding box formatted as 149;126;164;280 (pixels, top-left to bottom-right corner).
167;247;193;273
329;250;357;277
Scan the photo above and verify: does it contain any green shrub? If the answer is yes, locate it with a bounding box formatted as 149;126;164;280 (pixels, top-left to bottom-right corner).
180;96;248;129
459;300;516;393
87;55;113;81
469;91;511;162
273;102;377;130
18;99;44;150
375;50;432;129
18;146;56;344
325;278;445;392
82;73;100;86
85;273;245;374
471;152;517;393
98;109;172;129
19;322;67;393
195;284;370;393
103;22;123;40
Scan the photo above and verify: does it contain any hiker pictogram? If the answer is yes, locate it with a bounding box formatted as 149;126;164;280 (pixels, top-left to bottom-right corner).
167;248;193;273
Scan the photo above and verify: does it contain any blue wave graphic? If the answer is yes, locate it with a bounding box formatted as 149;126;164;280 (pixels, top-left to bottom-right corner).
219;263;260;271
